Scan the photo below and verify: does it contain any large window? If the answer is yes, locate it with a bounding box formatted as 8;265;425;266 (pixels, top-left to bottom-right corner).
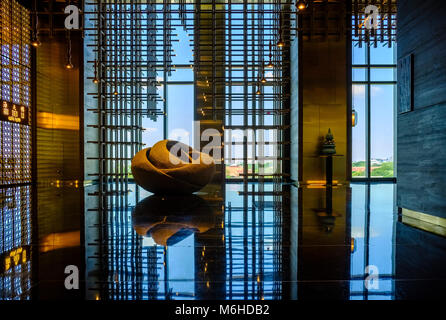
352;43;396;179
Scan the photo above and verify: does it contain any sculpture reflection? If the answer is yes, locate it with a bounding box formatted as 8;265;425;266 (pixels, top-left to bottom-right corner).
313;185;341;233
132;194;219;246
297;185;351;299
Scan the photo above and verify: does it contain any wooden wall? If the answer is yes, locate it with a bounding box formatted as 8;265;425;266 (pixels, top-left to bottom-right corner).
36;35;82;183
289;2;349;184
35;33;83;299
299;38;348;184
397;0;446;217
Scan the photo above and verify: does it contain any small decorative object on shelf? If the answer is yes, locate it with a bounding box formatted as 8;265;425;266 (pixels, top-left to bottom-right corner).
321;128;336;155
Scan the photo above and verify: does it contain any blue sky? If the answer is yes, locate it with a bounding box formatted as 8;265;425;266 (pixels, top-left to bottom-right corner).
352;43;396;162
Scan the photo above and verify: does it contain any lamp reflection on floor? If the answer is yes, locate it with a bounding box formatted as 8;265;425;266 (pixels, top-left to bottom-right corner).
296;185;352;299
313;186;342;233
39;231;80;253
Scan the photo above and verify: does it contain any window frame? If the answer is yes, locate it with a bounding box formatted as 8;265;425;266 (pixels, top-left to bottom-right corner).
351;44;397;182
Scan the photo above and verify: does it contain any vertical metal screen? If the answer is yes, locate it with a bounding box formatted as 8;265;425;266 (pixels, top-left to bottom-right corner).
85;0;294;300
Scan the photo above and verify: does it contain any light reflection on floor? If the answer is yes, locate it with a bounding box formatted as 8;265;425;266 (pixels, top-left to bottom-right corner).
225;182;283;300
349;183;396;300
1;182;446;300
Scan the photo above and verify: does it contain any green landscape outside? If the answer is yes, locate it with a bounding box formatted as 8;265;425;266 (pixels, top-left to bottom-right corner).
352;161;394;178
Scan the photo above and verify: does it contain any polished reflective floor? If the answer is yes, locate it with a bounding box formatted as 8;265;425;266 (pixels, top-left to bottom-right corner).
1;182;446;300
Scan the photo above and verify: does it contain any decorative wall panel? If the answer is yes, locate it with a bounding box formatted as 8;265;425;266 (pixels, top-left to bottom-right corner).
0;0;31;186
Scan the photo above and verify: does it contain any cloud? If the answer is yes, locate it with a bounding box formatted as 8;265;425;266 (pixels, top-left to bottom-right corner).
352;85;384;97
145;127;158;133
371;85;382;96
351;226;380;238
352;85;365;96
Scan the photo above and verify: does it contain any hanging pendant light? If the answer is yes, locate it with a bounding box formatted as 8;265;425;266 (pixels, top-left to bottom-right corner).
277;35;285;48
266;60;274;68
352;108;358;127
92;59;99;83
65;31;74;70
277;12;285;48
256;87;261;95
65;61;74;70
259;63;267;83
31;0;41;47
266;54;274;68
296;0;308;11
65;51;74;69
31;37;41;48
266;41;274;68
